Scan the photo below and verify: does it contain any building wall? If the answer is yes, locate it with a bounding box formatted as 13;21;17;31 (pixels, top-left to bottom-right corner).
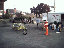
0;2;4;10
0;0;7;2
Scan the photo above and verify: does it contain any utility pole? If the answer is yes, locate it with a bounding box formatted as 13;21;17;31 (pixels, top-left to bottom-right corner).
54;0;55;12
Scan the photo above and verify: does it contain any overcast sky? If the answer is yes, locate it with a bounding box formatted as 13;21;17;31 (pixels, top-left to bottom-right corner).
4;0;64;13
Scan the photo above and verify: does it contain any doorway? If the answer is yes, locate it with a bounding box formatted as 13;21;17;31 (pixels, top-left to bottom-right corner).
61;14;64;21
61;14;64;24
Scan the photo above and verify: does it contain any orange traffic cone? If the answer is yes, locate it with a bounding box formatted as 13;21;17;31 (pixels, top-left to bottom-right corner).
44;21;48;36
45;27;48;35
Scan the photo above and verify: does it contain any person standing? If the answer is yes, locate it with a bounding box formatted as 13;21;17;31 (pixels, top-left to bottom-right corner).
52;23;55;30
29;16;31;23
36;18;40;28
31;17;34;24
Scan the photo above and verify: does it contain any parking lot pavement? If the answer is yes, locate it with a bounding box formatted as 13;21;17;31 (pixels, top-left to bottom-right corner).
0;23;64;48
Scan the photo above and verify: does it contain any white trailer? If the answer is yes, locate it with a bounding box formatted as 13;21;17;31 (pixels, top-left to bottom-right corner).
42;12;64;23
48;12;61;23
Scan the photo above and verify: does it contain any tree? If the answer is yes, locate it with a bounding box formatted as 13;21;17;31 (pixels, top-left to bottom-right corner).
4;13;10;19
2;9;10;19
30;3;50;17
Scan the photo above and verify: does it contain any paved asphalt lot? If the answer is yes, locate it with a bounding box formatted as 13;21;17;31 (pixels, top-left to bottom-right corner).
0;23;64;48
